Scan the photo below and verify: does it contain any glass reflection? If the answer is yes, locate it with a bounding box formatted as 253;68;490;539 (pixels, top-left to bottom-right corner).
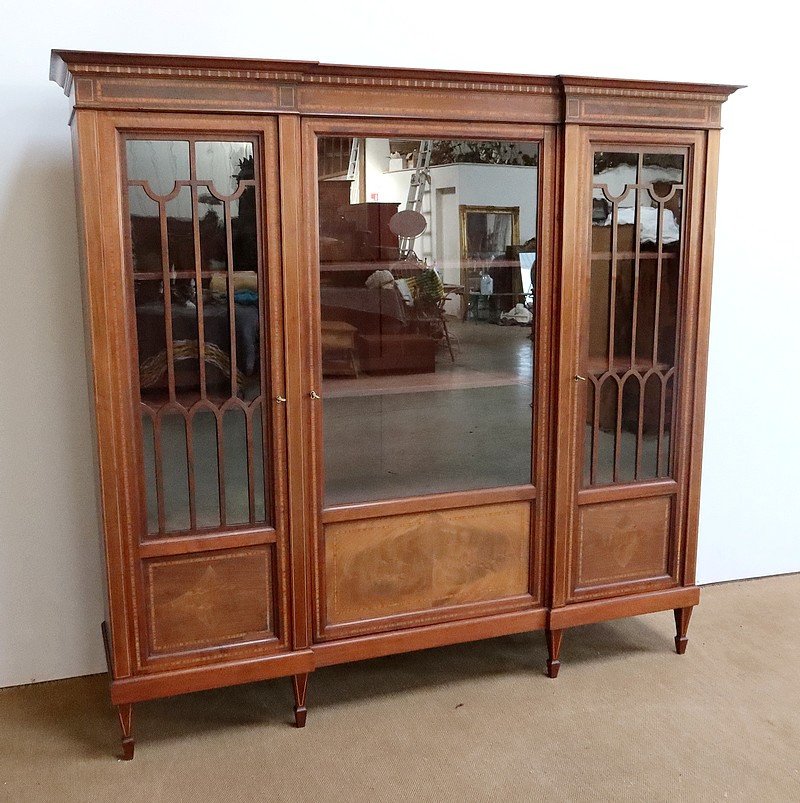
317;137;539;505
585;150;684;486
126;138;268;534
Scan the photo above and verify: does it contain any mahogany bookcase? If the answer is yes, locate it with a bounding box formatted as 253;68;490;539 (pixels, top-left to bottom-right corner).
50;49;739;759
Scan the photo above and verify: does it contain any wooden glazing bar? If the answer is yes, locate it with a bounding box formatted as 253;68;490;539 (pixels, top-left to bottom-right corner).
591;252;677;261
590;376;600;485
138;526;278;559
577;477;677;505
652;199;664;369
129;177;254;203
608;201;622;482
188;146;208;402
632;156;644;480
635;373;645;479
608;201;618;375
321;483;536;524
224;201;238;399
631;155;643;372
158;201;176;403
135;270;235;281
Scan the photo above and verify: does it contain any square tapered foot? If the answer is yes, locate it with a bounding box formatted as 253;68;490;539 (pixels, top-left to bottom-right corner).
120;736;135;761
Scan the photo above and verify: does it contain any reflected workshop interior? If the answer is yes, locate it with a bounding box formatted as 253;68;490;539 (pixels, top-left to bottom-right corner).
318;137;539;505
126;136;683;528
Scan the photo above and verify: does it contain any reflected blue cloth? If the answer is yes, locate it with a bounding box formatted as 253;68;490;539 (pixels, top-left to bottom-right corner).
233;290;258;305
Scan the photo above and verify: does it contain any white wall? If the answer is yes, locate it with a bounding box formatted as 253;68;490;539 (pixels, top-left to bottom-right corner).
1;0;797;688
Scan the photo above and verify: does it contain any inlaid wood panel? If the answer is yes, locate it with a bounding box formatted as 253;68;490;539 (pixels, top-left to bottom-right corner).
573;496;672;595
145;546;274;654
324;502;530;627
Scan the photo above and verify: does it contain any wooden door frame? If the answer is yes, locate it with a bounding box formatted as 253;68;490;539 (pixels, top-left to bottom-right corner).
551;125;710;614
295;117;558;646
86;110;301;679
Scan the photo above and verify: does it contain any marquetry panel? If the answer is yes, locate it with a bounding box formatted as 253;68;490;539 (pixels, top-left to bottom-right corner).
574;496;672;594
564;94;722;130
323;502;530;628
144;546;274;654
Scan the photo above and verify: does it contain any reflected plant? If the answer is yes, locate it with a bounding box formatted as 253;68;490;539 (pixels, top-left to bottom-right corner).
430;140;538;167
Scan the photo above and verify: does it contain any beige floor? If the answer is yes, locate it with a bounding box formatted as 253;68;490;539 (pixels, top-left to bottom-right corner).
1;574;798;802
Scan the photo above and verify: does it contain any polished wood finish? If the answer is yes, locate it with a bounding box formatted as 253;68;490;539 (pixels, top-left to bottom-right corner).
52;50;737;757
674;606;693;655
292;673;309;728
144;547;275;654
573;496;673;597
546;628;563;679
323;502;530;633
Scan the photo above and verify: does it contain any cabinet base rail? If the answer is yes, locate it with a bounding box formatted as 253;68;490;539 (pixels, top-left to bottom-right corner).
101;585;698;759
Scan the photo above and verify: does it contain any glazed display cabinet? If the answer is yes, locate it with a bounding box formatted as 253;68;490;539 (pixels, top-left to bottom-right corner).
50;49;739;758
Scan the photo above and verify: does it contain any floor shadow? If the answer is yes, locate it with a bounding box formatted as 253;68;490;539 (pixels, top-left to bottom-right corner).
1;614;676;757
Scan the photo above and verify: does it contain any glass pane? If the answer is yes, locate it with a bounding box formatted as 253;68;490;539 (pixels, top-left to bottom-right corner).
128;186;161;273
126;139;190;196
125;137;269;535
195;141;252;197
584;148;684;486
252;402;267;522
641;374;661;479
192;409;220;529
222;407;249;525
317;137;539;505
595;378;617;485
141;413;158;534
160;413;190;532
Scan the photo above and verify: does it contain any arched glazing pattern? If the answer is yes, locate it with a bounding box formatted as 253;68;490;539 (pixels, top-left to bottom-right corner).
582;149;685;487
125;137;271;535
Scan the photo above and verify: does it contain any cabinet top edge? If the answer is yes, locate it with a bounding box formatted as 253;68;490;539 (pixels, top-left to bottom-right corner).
49;49;744;100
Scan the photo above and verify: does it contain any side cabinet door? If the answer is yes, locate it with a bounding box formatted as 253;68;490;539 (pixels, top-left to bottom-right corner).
558;127;707;604
96;113;294;670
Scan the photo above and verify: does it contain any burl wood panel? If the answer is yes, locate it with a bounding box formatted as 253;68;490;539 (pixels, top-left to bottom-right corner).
574;496;672;593
145;546;274;654
324;502;530;626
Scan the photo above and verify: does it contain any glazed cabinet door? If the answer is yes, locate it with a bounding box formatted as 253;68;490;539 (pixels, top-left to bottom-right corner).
555;127;707;604
93;113;295;671
300;120;557;641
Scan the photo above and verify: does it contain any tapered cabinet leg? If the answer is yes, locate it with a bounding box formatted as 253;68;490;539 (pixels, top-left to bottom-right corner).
116;703;134;760
674;606;693;655
292;673;308;728
546;629;564;678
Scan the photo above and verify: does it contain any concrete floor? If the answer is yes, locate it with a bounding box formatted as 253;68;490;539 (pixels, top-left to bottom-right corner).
322;320;534;505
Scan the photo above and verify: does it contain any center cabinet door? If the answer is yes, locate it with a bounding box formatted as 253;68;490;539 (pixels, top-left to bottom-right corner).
299;120;557;641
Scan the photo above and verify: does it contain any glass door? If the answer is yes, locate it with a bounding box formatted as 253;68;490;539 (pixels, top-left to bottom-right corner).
305;124;554;639
119;119;291;662
561;129;704;604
